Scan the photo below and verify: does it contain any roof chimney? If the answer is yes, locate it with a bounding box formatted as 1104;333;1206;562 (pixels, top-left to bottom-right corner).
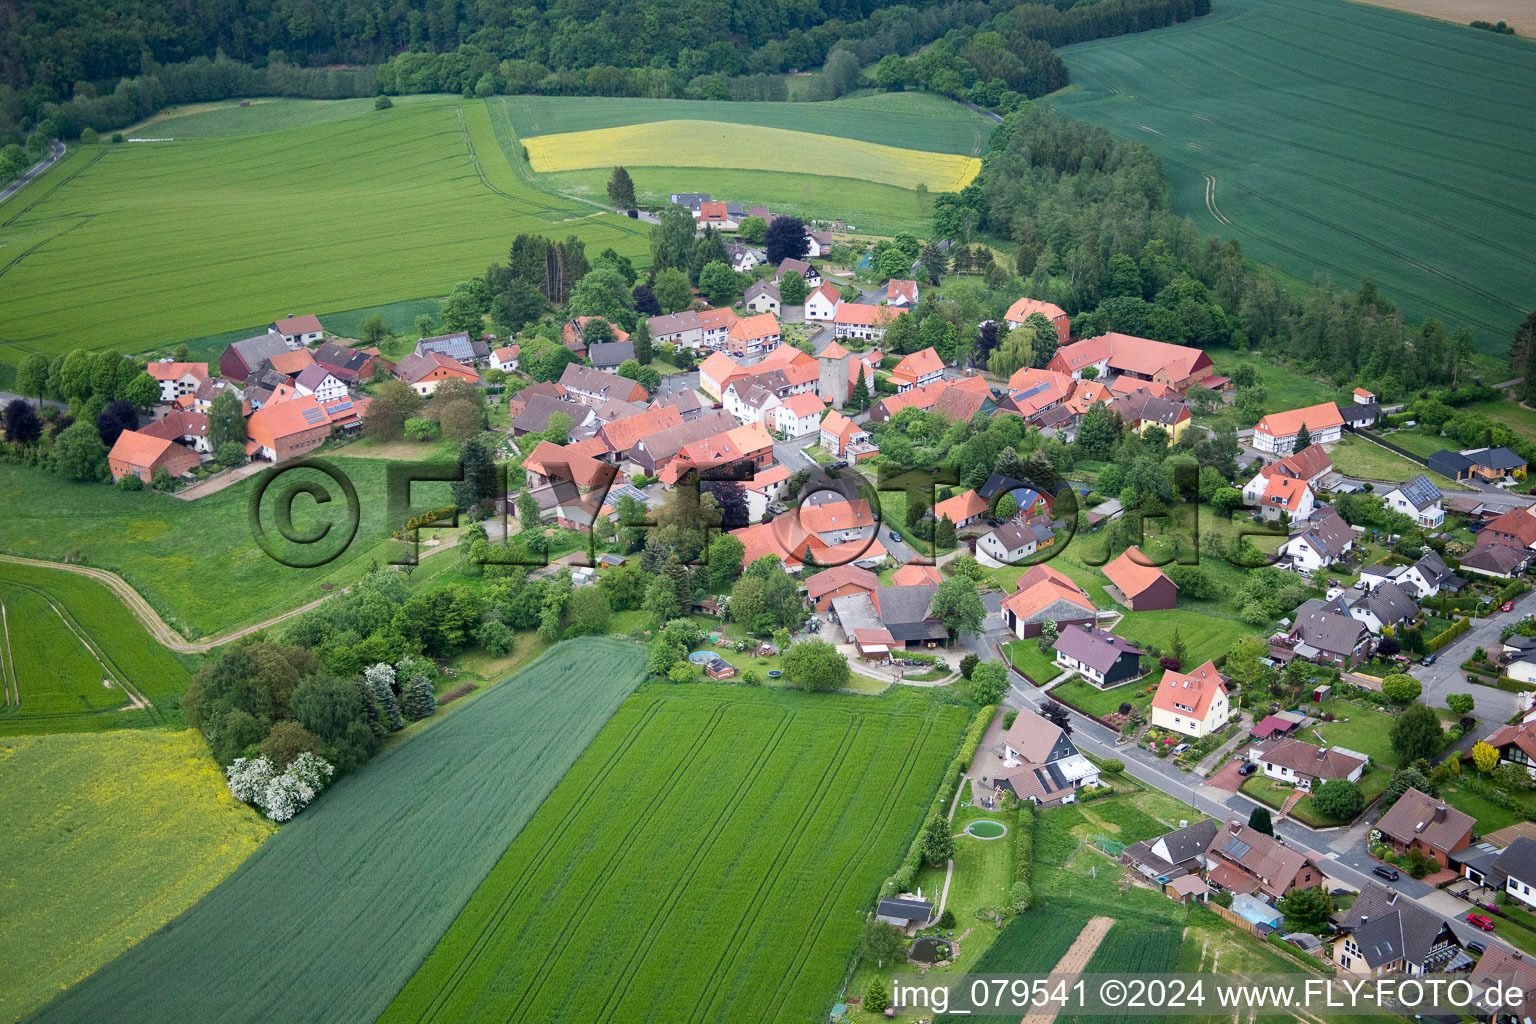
1434;805;1447;822
1315;747;1328;760
1359;915;1368;925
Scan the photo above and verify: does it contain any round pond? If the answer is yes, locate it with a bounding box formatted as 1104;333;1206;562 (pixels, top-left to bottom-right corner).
909;937;952;964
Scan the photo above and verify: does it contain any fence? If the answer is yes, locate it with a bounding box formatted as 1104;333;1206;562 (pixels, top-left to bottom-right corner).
1207;901;1265;937
1355;429;1431;466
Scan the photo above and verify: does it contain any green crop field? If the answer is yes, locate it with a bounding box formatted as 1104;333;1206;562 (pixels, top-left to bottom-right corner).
0;729;273;1024
0;96;647;367
0;562;193;735
503;92;996;155
1049;0;1536;351
0;460;459;639
27;638;645;1024
380;686;966;1024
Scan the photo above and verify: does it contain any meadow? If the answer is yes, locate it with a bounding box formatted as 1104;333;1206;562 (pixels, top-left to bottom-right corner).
1049;0;1536;352
27;638;646;1024
379;686;967;1024
0;561;193;735
523;120;982;191
0;96;647;365
0;460;457;639
0;730;273;1023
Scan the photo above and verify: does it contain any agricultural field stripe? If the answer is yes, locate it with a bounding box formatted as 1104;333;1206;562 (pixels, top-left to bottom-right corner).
24;638;646;1024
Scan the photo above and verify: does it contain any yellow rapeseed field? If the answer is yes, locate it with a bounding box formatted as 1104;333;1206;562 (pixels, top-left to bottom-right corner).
0;730;273;1022
523;119;982;191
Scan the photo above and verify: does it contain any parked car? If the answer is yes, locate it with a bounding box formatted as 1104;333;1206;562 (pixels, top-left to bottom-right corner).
1238;762;1258;777
1373;866;1401;882
1421;654;1438;666
1466;941;1487;956
1172;743;1191;755
1466;914;1496;932
830;460;848;469
1502;601;1515;612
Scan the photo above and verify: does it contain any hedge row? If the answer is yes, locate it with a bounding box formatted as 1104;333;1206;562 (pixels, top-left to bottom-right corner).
885;704;996;896
1427;616;1471;653
1010;803;1035;913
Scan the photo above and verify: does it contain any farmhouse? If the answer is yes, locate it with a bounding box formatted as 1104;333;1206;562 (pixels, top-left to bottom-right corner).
892;564;943;587
885;279;919;306
1332;881;1464;976
108;430;201;483
488;345;520;372
1382;474;1445;529
393;351;480;396
831;302;895;342
999;564;1096;640
629;411;737;477
292;364;347;403
244;395;339;463
1242;444;1334;505
1375;788;1474;868
219;333;292;382
1000;367;1072;419
1203;817;1322;899
268;314;324;347
416;332;485;366
1252;402;1344;454
994;706;1101;806
1052;626;1145;687
1150;660;1229;738
559;364;648;406
522;440;611;492
146;361;209;403
647;310;705;349
313;342;377;382
666;422;775;482
1102;546;1178;611
1004;297;1069;344
1046;333;1216;395
804;564;878;613
510;393;589;438
265;347;315;379
138;409;211;453
1247;737;1366;791
889;347;944;392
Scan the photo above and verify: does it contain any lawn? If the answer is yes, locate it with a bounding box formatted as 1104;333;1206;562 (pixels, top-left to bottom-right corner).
1242;768;1389;826
378;686;966;1024
0;561;195;735
0;730;273;1024
502;92;996;155
1328;435;1457;487
1303;697;1452;767
0;96;648;366
0;460;458;639
1049;0;1536;350
1440;780;1536;833
1004;638;1065;684
1459;397;1536;436
1381;428;1457;460
29;638;647;1024
1205;350;1343;417
1051;675;1155;720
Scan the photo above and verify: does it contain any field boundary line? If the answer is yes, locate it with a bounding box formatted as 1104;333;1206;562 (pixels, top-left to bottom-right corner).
689;710;862;1023
591;707;800;1024
0;598;16;706
406;696;669;1024
2;147;104;229
505;703;733;1022
10;578;159;721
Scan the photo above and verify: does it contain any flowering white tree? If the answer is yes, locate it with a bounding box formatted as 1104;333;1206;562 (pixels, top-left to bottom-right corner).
226;756;276;803
365;662;405;731
226;751;334;822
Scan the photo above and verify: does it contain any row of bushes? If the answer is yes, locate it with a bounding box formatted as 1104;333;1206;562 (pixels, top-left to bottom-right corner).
885;704;996;896
1496;579;1532;605
1427;616;1471;653
1466;672;1536;693
1010;802;1035;913
1456;776;1523;812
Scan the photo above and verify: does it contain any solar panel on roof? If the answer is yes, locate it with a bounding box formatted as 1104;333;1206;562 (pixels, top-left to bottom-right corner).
1223;838;1252;859
300;407;325;424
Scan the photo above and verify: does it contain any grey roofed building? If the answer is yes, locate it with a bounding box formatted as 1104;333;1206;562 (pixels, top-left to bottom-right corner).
630;410;738;473
874;583;947;643
985;522;1033;551
559;363;644;403
669;192;710;210
651;389;705;421
1491;836;1536;891
978;472;1026;501
1412;549;1463;591
744;279;780;302
222;332;292;379
415;331;478;365
1340;401;1382;427
1375;787;1474;856
587;341;635;371
510;393;588;436
1392;473;1443;511
1459;542;1532;577
312;341;372;378
1030;521;1054;544
1051;625;1144;677
1467;446;1527;471
1109;388;1188;429
1291;598;1372;658
876;896;933;926
1334;880;1462;972
1427;449;1475;479
1352;580;1420;627
1292;507;1354;559
1122;818;1221;879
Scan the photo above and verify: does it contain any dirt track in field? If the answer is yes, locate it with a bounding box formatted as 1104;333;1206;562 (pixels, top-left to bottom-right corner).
1020;915;1116;1024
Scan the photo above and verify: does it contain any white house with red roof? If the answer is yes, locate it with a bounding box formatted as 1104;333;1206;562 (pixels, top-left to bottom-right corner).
1243;444;1333;518
804;282;841;321
819;409;876;461
1253;402;1345;454
268;314;324;347
1003;297;1069;345
889;347;944;392
1150;660;1230;738
489;345;520;372
832;302;895;341
146;361;209;403
742;463;792;521
773;392;825;438
725;312;781;358
885;279;919;307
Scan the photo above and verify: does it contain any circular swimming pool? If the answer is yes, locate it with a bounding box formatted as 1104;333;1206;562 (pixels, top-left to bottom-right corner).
965;819;1007;839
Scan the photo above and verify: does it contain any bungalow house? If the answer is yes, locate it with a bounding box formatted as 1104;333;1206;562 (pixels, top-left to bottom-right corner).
1340;399;1383;429
741;462;791;521
805;564;879;613
1279;507;1355;573
219;333;292;382
1247;737;1366;791
1150;660;1229;738
1459;541;1532;579
1430;446;1527;485
832;302;896;342
743;279;780;315
108;430;201;482
835;583;945;648
725;312;781;358
1375;788;1474;868
1252;402;1345;454
1283;598;1374;668
1203;817;1323;900
560;317;628;360
933;489;988;530
1332;880;1464;976
889;347;945;392
994;707;1102;806
876;896;932;934
978;522;1038;564
1004;297;1070;345
1108;388;1192;443
268;314;324;347
1052;625;1145;687
1122;818;1220;886
1483;722;1536;779
774;257;821;288
146;361;209;403
999;564;1097;640
488;345;520;372
313;342;378;382
587;341;635;372
804;281;841;321
1346;580;1420;634
292;364;348;403
892;564;943;587
394;351;480;397
885;279;919;307
1046;333;1216;395
1383;474;1445;529
138;409;212;454
772;392;824;439
559;364;648;406
416;331;485;366
818;410;876;461
1102;546;1178;611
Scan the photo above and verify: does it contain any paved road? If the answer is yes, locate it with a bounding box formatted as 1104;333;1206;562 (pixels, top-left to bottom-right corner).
0;139;64;205
1412;586;1536;720
0;391;64;411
